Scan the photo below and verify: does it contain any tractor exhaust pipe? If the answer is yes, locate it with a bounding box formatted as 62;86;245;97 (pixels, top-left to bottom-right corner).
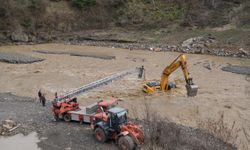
185;84;198;97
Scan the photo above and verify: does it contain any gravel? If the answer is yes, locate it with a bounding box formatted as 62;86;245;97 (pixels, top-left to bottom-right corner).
0;52;44;64
0;92;116;150
0;92;237;150
66;38;250;59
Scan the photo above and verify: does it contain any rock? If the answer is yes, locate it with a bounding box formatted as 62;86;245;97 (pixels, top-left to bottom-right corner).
236;48;249;58
181;36;216;54
217;49;225;56
149;47;162;52
116;18;129;27
2;119;17;130
0;33;7;42
11;32;29;42
182;36;203;48
154;48;162;52
203;62;212;70
0;119;17;135
28;35;37;42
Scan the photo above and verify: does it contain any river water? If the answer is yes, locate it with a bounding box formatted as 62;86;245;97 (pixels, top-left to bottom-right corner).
0;132;40;150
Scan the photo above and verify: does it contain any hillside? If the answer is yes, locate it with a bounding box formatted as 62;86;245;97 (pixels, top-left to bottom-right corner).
0;0;250;53
1;1;250;150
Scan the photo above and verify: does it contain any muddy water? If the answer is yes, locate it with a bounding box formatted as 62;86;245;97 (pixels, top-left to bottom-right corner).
0;132;41;150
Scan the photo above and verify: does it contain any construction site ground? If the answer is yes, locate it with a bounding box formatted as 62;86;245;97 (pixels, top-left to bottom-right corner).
0;43;249;150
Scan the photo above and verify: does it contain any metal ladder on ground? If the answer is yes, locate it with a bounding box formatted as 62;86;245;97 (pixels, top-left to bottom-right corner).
56;68;138;102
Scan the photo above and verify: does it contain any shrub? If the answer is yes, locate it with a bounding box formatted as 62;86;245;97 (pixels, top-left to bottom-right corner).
197;113;239;145
72;0;96;10
0;7;6;18
131;101;236;150
29;0;41;10
21;19;32;28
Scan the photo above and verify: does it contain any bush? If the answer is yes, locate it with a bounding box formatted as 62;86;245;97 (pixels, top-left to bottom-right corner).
72;0;96;10
0;7;6;18
129;101;236;150
109;0;127;8
197;113;239;145
21;19;32;28
28;0;47;16
29;0;41;10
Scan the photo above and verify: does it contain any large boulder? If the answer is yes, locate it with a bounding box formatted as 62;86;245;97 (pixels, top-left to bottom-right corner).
11;32;29;42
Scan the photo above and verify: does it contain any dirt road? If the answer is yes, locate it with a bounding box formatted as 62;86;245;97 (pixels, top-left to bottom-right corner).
0;43;249;149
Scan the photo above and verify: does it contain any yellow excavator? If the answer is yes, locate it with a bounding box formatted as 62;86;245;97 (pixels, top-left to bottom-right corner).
142;54;198;97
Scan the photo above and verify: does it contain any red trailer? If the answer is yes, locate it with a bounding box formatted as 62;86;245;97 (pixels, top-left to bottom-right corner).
52;98;118;123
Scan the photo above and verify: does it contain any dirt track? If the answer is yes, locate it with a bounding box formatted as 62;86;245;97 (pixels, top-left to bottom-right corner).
0;43;249;149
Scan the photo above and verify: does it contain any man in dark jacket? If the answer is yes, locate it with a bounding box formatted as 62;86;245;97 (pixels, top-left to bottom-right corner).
40;94;46;107
138;65;145;80
38;90;42;103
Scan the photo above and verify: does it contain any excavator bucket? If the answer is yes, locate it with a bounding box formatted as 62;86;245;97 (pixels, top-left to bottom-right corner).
185;84;198;97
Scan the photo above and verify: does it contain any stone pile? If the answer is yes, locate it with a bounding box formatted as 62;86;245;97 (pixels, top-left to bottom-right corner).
0;119;17;135
181;36;216;54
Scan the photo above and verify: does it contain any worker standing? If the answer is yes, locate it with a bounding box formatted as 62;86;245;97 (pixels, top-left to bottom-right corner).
138;65;145;80
38;89;42;103
40;94;46;107
55;92;58;99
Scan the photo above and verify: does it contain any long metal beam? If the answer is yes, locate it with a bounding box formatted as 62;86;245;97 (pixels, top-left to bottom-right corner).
56;68;138;102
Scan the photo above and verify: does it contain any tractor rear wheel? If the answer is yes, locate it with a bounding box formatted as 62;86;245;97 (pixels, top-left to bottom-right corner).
63;114;71;122
118;135;135;150
94;128;107;143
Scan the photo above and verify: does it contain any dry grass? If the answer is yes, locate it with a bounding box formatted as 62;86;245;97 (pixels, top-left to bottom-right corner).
197;112;239;145
129;100;236;150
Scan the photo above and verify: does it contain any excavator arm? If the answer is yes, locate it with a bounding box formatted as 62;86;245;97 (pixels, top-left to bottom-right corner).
160;61;181;91
160;54;198;96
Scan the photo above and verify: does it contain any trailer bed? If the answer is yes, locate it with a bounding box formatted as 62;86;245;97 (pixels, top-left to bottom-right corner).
68;105;97;123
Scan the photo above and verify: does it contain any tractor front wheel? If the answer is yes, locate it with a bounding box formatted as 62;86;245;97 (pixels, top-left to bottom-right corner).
54;115;60;121
94;128;107;143
118;135;135;150
63;114;71;122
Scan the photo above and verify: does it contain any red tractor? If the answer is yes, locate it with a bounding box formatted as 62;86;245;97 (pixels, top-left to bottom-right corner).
93;107;144;150
52;98;144;149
